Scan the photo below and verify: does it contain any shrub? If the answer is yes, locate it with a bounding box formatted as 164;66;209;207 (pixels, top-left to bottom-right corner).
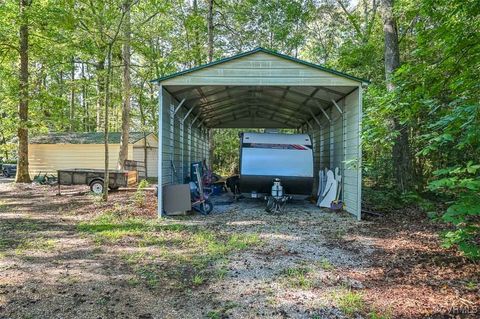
429;162;480;260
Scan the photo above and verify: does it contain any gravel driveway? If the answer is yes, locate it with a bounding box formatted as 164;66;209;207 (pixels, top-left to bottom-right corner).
0;183;478;319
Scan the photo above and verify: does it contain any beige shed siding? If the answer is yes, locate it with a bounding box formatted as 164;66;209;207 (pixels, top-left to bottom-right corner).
28;144;133;177
161;52;360;87
131;133;159;177
132;133;157;147
132;147;158;178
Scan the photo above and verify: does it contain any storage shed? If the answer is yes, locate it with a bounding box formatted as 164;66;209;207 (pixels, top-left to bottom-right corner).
153;48;368;219
28;132;158;178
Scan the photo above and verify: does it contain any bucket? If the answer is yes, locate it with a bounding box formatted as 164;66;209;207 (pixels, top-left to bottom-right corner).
211;184;223;196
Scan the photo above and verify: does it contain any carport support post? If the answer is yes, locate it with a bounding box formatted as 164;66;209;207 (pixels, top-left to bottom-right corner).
357;86;363;220
157;84;163;218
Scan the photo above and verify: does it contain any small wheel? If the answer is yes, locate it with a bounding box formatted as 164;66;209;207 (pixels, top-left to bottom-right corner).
3;170;9;178
265;197;274;213
203;199;213;214
108;186;119;191
90;180;104;194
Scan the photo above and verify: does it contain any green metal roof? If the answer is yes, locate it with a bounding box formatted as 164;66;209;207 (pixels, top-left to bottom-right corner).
30;132;154;144
152;47;370;84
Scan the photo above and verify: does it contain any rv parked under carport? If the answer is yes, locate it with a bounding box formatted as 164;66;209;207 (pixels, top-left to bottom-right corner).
153;47;368;219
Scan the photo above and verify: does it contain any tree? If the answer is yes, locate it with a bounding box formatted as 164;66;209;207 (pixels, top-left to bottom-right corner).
380;0;411;192
207;0;215;170
207;0;214;62
118;0;132;170
76;0;127;200
16;0;32;183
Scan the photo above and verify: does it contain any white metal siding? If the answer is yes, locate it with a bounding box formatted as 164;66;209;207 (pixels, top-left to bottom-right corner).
341;89;361;219
161;89;209;186
304;88;361;219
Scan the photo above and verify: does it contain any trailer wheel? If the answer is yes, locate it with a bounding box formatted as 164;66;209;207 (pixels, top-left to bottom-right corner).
90;180;104;194
203;199;213;214
108;186;119;191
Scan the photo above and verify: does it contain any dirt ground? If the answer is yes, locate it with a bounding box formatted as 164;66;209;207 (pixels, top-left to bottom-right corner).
0;182;478;319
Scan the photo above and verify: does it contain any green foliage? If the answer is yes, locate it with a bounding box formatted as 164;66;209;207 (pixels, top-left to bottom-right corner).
282;266;312;289
133;179;150;207
335;290;365;316
318;258;334;271
428;163;480;259
212;129;242;175
192;273;204;285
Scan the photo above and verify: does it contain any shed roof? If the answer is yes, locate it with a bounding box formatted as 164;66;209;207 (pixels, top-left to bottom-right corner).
155;48;368;129
153;47;369;84
30;132;154;145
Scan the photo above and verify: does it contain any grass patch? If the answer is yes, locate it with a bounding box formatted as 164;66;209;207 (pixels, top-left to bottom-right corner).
207;301;238;319
335;289;365;316
0;238;16;250
191;231;260;257
135;264;160;288
282;266;312;289
78;212;187;244
216;267;228;279
319;258;334;270
368;311;392;319
15;237;56;254
133;180;150;207
79;212;262;290
192;273;204;285
0;200;7;213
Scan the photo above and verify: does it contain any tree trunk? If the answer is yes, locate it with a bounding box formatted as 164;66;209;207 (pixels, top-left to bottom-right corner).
96;60;105;132
103;49;113;201
207;0;214;63
192;0;202;66
118;0;131;170
380;0;412;192
138;82;148;178
69;57;75;131
207;0;215;170
16;0;31;183
81;62;89;131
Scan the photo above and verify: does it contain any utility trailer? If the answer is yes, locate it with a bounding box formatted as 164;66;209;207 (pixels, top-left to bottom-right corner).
57;169;137;195
1;164;17;178
239;132;314;198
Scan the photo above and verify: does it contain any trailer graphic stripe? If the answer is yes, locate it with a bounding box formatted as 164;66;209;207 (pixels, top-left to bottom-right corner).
242;143;312;150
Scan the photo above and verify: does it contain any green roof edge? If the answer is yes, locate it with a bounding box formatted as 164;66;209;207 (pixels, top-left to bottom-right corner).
151;47;370;84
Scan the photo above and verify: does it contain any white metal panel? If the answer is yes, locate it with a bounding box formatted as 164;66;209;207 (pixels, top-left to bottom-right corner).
341;88;361;219
243;132;312;145
241;148;314;177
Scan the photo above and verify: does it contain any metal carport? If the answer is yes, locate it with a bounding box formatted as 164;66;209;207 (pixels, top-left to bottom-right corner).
153;48;368;219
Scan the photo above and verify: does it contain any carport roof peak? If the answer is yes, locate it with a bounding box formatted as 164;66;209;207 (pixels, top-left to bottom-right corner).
152;47;370;84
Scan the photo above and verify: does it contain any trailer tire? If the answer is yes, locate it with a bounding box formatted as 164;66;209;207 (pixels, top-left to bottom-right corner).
90;180;104;195
203;199;213;214
108;186;119;191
